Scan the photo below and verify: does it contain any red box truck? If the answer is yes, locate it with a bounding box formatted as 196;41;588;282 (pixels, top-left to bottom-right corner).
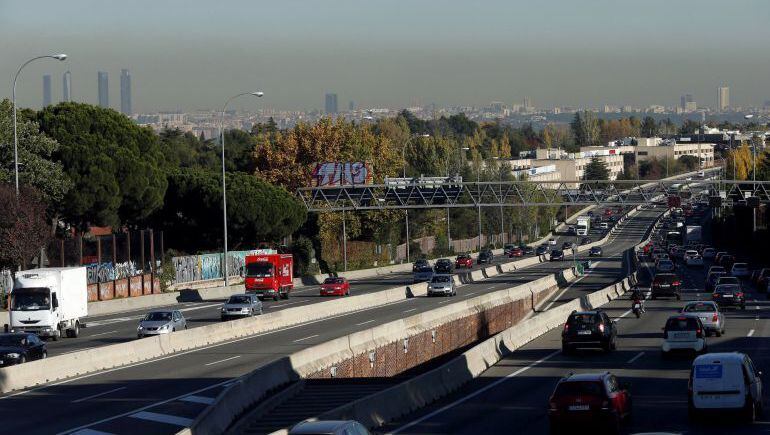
244;253;294;301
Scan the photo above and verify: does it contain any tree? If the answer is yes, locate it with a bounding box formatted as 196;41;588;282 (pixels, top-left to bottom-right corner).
725;143;753;180
37;103;168;228
570;110;599;147
584;156;610;181
0;184;52;269
677;155;700;172
641;116;657;138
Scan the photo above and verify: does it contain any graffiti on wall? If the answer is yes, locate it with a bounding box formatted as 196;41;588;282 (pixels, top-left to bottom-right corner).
200;254;222;281
172;250;257;284
85;261;139;284
311;162;372;187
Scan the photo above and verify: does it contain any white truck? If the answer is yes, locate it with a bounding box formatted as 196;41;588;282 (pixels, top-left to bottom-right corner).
8;267;88;340
685;225;702;244
576;215;591;236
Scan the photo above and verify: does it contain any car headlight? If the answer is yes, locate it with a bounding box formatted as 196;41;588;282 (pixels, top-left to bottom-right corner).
160;324;170;331
137;325;143;330
6;353;20;359
221;307;227;312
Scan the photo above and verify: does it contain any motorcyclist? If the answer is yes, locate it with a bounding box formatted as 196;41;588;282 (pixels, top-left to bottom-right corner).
631;287;646;313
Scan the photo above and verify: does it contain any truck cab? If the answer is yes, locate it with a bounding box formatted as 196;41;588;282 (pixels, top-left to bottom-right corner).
244;253;294;301
576;216;590;236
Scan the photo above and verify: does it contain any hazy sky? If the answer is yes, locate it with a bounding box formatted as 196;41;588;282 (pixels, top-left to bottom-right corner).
2;0;770;113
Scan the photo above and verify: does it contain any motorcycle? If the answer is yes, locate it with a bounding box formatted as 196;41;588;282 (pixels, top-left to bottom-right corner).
632;300;642;318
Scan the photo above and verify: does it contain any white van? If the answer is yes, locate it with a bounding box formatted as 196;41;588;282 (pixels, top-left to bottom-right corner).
689;352;763;422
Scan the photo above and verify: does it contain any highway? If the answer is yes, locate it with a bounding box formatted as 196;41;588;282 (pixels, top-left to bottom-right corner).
0;209;656;435
384;211;770;435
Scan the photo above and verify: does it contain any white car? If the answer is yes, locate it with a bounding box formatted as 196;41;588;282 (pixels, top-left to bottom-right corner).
599;222;609;230
702;248;716;259
684;250;704;267
731;263;750;278
548;238;557;246
689;353;763;421
661;314;707;357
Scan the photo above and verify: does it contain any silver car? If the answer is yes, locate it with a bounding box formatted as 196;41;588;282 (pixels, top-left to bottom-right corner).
681;301;725;337
427;274;455;297
137;310;187;338
221;293;263;320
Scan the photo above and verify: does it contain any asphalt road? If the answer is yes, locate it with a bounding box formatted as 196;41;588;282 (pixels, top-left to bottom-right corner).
384;211;769;435
0;210;655;435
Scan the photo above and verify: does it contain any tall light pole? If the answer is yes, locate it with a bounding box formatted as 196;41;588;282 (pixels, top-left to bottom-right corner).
13;54;68;195
220;91;263;285
446;146;470;252
494;157;506;244
400;134;429;263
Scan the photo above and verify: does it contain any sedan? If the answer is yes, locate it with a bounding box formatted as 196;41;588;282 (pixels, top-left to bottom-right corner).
137;310;187;338
681;301;724;337
536;245;550;255
589;246;602;257
221;293;263;320
0;333;47;366
550;250;565;261
320;277;350;296
712;284;746;310
521;246;535;255
477;249;494;264
508;247;523;258
701;247;716;259
598;222;609;230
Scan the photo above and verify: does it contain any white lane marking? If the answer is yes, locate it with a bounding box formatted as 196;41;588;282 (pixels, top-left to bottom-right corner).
465;292;477;296
204;355;241;366
748;329;756;337
292;334;319;343
389;350;561;434
71;387;127;403
403;308;417;313
627;352;645;364
438;300;452;304
356;319;376;326
86;330;119;338
86;303;222;327
266;300;304;309
179;395;216;405
129;411;193;427
71;430;115;435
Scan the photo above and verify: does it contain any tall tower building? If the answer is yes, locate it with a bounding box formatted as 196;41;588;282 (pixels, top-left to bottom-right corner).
523;96;532;110
718;86;730;111
42;75;52;107
324;93;338;114
63;71;72;102
98;71;109;108
120;69;132;115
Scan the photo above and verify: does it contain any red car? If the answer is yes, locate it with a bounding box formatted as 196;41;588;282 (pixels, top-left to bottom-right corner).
320;277;350;296
455;254;473;268
548;372;631;434
603;208;613;217
508;247;524;258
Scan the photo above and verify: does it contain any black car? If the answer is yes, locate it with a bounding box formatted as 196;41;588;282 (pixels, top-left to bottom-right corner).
521;246;535;255
550;249;564;261
580;237;591;245
706;271;726;292
536;245;549;255
412;258;429;272
562;241;574;250
589;246;602;257
434;258;453;274
477;249;494;264
562;310;617;353
651;273;681;300
712;284;746;310
0;333;47;366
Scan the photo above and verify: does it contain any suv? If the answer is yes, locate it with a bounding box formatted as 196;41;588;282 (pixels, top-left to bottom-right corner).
651;273;681;300
548;372;631;433
689;353;763;422
562;310;617;354
434;258;453;274
454;254;473;269
661;314;707;357
712;284;746;310
427;274;455;297
477;249;494;264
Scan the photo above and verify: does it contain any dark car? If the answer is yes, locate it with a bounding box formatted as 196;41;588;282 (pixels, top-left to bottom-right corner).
562;241;574;250
550;249;565;261
521;245;535;255
412;258;429;272
562;310;617;353
719;254;736;271
434;258;453;274
706;271;726;292
651;273;681;300
712;284;746;310
589;246;602;257
536;245;549;255
755;268;770;293
0;333;47;366
503;244;516;256
477;249;494;264
548;372;631;433
580;237;591;245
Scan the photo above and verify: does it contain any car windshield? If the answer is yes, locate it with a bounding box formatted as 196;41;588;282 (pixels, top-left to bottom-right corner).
658;260;673;267
457;255;470;260
554;381;605;397
665;317;699;331
323;278;345;284
552;250;563;255
431;276;450;283
686;251;698;256
246;262;273;278
568;313;598;326
0;335;26;346
11;288;51;311
144;312;173;321
684;303;715;313
227;295;251;304
437;260;450;265
733;263;747;269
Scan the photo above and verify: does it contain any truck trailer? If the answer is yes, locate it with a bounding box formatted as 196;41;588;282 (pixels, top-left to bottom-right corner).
576;215;591;236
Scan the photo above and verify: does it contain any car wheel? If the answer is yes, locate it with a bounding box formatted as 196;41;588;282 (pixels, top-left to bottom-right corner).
273;294;279;301
676;293;681;301
172;327;176;332
259;308;263;315
19;355;26;364
745;397;757;423
742;304;747;310
41;350;47;360
715;329;722;337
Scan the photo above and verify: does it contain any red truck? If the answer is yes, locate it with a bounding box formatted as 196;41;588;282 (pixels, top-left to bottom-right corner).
244;253;294;301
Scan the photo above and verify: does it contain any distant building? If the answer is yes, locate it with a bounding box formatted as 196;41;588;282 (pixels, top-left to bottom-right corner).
680;94;695;111
42;75;52;107
324;93;338;114
348;100;355;111
98;71;109;108
63;71;72;102
718;86;730;111
523;96;532;111
120;69;131;115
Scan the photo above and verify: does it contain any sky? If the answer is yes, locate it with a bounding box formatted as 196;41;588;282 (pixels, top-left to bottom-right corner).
2;0;770;113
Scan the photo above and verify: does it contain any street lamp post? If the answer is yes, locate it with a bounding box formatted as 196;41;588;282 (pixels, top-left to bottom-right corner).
445;145;470;252
220;91;263;285
400;134;429;263
12;54;68;196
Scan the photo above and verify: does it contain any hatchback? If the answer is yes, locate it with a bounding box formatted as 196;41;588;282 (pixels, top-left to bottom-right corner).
427;274;455;297
0;333;47;366
454;254;473;268
651;273;681;300
320;277;350;296
562;310;617;353
681;301;724;337
689;353;763;422
536;245;549;255
137;310;187;338
550;249;565;261
731;263;750;278
548;372;631;434
434;258;453;274
661;314;707;356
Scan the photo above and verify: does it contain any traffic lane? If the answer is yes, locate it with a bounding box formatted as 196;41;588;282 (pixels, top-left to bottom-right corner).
385;259;770;434
8;221;651;434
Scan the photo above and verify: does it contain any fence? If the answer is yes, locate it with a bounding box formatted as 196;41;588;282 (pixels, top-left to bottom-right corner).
393;233;510;262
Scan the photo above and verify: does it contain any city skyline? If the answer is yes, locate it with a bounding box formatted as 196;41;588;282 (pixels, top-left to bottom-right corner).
2;0;769;112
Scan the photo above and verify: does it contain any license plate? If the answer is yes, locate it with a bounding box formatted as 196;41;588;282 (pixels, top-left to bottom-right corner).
578;330;592;335
569;405;589;411
660;284;670;288
723;294;733;298
674;332;690;338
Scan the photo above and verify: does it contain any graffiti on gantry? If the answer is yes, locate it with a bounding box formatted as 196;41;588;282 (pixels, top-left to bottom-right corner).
311;162;373;187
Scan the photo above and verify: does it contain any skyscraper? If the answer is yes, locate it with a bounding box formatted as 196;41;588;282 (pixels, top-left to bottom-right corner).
42;75;52;107
348;100;355;111
98;71;109;108
325;93;338;114
680;94;693;110
120;69;132;115
63;71;72;102
718;86;730;111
